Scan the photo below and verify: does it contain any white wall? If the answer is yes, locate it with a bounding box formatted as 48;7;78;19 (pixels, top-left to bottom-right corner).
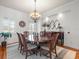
43;0;79;49
0;0;79;49
0;5;29;44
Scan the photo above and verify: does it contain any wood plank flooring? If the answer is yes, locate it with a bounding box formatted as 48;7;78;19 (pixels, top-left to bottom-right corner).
0;45;79;59
75;52;79;59
61;46;79;59
0;46;6;59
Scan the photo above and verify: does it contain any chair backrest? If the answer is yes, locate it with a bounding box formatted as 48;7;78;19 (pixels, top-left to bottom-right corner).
23;31;29;37
48;33;59;50
17;33;22;45
20;34;28;49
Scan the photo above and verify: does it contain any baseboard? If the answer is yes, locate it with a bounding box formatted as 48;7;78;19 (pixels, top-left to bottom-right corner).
59;45;79;52
7;42;19;48
7;42;18;45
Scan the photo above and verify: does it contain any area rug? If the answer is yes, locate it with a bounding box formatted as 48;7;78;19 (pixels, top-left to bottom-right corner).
7;45;76;59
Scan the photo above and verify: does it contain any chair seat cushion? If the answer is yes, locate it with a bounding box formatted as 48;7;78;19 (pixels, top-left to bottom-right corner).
41;46;49;50
27;44;36;50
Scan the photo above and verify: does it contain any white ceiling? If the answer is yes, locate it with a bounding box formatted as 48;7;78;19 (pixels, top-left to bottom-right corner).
0;0;74;13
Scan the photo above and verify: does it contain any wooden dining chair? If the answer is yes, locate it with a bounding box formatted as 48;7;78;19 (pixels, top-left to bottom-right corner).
23;31;31;43
40;33;59;59
23;31;29;37
20;34;36;59
17;33;23;54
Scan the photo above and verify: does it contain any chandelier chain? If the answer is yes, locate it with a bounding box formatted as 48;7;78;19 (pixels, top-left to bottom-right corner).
30;0;41;22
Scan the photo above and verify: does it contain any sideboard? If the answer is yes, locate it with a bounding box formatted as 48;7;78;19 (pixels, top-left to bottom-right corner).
40;31;64;46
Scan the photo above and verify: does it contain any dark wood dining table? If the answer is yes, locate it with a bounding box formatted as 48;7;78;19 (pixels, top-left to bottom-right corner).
26;34;51;51
27;34;51;43
26;34;51;55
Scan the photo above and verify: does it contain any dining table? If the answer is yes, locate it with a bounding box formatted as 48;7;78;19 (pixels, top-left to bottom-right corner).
26;33;51;54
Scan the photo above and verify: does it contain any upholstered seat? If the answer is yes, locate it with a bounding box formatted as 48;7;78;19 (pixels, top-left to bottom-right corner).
41;46;49;50
27;43;36;50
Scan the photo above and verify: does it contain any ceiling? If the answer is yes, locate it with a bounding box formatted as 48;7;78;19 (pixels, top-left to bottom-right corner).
0;0;74;13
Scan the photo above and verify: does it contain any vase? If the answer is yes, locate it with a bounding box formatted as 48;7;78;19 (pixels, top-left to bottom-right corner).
1;41;7;47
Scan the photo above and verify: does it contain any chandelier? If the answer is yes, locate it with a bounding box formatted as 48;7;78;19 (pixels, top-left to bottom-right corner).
30;0;41;22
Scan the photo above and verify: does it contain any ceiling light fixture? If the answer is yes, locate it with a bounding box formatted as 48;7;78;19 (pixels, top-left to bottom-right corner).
30;0;41;22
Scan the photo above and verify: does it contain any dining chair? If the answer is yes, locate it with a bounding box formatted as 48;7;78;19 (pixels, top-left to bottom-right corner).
23;31;30;43
23;31;29;37
20;34;37;59
40;33;59;59
17;33;23;54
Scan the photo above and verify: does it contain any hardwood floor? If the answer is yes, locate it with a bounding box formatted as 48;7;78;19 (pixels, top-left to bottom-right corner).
64;46;79;59
59;45;79;59
75;52;79;59
0;46;6;59
0;44;79;59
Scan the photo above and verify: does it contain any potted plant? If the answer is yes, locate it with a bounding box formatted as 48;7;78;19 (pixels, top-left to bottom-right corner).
0;32;12;47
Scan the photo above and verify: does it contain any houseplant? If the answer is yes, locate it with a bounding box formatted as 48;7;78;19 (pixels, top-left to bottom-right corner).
0;32;12;47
